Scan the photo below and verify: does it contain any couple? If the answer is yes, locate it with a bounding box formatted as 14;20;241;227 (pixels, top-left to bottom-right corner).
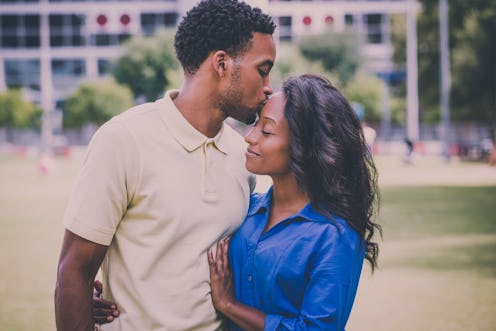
54;0;380;330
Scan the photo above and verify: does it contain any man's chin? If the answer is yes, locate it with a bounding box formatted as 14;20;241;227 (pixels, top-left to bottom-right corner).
241;114;258;125
230;111;258;125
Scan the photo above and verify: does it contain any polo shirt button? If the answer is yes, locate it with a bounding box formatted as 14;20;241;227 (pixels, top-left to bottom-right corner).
247;275;253;282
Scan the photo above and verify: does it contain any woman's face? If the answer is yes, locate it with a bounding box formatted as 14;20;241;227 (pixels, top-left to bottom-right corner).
244;92;291;176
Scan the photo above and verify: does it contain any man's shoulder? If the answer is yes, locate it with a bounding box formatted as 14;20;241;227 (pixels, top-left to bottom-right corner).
100;98;170;141
112;98;165;124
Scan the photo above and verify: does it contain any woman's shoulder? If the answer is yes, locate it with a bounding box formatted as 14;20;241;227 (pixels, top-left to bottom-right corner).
307;208;360;242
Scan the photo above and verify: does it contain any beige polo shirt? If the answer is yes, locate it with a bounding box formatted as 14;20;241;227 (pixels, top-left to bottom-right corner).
63;90;255;331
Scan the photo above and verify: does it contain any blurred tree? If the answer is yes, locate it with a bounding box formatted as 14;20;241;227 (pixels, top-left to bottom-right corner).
344;73;383;123
451;4;496;130
112;30;179;102
391;14;407;65
271;42;336;90
298;31;360;86
392;0;496;136
62;79;133;129
0;89;42;129
390;96;407;125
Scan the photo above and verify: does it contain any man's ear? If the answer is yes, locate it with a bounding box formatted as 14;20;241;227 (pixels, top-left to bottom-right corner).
212;50;231;78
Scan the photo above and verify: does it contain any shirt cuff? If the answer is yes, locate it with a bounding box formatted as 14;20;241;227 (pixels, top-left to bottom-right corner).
264;314;283;331
64;216;114;246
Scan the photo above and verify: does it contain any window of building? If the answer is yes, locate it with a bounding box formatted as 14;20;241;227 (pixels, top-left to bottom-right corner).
89;33;130;46
97;59;112;76
51;59;85;90
0;0;38;3
118;33;131;44
365;13;383;44
5;59;41;90
92;33;110;46
0;14;40;48
278;16;292;42
49;14;85;47
345;14;354;26
140;12;178;36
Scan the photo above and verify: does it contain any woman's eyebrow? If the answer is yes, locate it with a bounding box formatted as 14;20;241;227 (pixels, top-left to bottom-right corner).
262;116;277;124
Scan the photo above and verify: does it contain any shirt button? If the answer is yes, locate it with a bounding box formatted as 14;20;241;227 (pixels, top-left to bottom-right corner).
247;275;253;282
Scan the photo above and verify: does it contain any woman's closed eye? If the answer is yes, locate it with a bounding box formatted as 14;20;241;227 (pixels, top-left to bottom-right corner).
261;130;273;136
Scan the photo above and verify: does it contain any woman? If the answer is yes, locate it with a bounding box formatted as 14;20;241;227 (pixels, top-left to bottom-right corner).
207;74;380;330
93;74;380;330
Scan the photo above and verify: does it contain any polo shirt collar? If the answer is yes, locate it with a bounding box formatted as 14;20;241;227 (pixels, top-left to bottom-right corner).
161;90;229;154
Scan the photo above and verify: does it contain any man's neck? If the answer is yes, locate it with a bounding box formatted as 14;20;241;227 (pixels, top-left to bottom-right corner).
173;78;226;138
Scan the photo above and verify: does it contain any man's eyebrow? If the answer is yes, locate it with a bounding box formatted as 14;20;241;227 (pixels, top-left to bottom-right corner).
260;60;274;69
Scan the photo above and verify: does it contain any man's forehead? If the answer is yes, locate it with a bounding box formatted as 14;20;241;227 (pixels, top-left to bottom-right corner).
244;33;276;61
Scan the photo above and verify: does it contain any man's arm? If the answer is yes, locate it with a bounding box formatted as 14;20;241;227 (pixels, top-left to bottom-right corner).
55;230;108;331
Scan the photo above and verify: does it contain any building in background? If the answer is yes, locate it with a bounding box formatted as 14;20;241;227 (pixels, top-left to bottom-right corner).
0;0;181;110
0;0;419;141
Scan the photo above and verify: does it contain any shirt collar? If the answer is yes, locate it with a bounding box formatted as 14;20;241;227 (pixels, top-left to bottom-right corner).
247;187;272;217
298;203;335;224
247;186;333;224
161;90;229;154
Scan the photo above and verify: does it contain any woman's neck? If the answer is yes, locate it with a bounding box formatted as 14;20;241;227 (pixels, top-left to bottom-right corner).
264;174;309;232
271;174;309;207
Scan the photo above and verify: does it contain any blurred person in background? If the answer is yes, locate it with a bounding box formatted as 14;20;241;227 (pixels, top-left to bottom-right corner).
54;0;276;330
404;137;414;165
488;140;496;166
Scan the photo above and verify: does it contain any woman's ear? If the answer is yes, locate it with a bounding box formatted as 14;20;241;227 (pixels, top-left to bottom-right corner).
212;50;231;78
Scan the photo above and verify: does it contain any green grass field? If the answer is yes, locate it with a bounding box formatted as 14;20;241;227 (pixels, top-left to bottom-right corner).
0;154;495;331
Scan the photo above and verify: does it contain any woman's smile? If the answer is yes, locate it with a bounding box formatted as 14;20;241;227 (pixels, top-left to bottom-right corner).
246;148;260;158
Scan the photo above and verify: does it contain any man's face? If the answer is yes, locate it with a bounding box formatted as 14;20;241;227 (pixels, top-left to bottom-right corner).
219;32;276;124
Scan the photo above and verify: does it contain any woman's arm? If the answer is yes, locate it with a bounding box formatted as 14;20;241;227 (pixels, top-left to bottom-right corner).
92;280;120;324
208;238;266;331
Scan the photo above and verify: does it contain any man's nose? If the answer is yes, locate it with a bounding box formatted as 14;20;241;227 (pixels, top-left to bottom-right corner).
263;79;273;96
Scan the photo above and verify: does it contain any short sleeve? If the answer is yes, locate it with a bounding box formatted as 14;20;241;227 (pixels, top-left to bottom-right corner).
63;120;140;245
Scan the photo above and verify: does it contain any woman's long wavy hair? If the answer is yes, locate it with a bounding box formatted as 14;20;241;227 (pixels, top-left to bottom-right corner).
282;74;381;270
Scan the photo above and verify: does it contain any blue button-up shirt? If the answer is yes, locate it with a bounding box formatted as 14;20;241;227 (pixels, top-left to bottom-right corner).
229;189;365;331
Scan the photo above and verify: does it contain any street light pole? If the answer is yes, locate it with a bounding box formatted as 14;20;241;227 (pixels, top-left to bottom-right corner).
406;0;419;143
439;0;451;161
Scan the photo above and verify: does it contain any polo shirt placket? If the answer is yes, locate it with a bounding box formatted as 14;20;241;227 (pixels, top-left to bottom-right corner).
202;139;219;203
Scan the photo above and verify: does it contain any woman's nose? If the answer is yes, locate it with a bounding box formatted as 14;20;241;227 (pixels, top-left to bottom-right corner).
244;127;257;144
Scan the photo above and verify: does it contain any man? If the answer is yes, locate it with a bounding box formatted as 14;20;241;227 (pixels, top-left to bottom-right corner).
54;0;276;330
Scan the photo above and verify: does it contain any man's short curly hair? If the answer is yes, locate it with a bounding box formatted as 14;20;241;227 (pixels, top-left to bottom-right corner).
174;0;276;74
